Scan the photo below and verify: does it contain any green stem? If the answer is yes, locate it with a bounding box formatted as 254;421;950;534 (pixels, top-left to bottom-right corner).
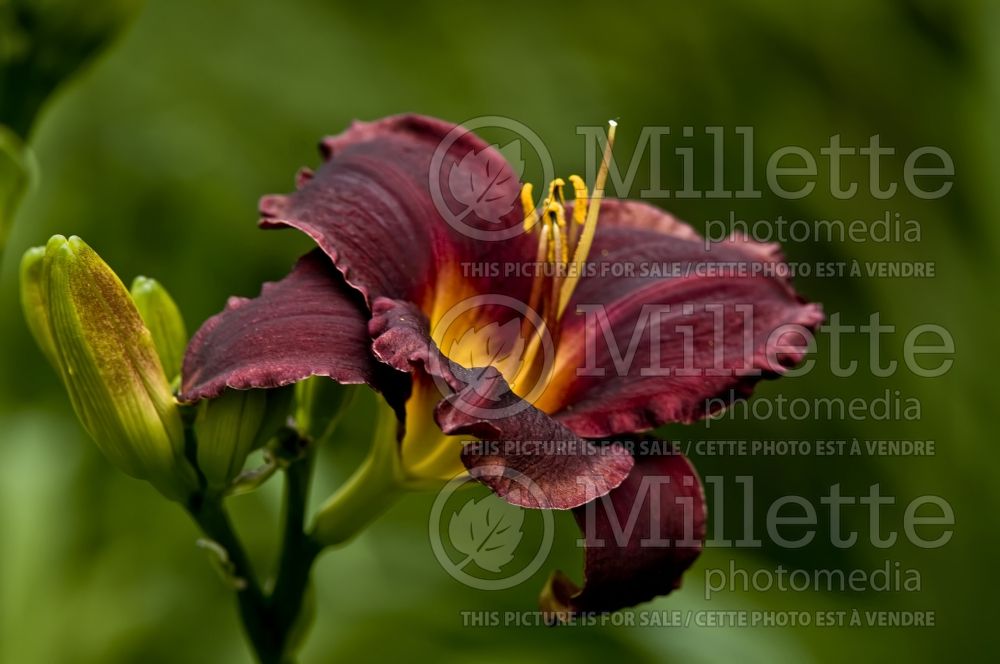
188;447;321;664
189;498;282;663
191;399;415;660
269;452;320;654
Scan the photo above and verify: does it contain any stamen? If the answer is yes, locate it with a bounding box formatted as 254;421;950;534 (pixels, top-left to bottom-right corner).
516;206;558;397
521;183;538;231
523;212;551;333
547;205;567;345
544;214;556;264
547;178;566;210
557;120;616;318
548;202;569;264
511;121;619;400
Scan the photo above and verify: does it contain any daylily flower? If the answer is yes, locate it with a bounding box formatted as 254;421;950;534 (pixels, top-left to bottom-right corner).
179;115;823;615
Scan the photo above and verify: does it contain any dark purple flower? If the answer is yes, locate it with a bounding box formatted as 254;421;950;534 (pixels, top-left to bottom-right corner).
180;115;823;616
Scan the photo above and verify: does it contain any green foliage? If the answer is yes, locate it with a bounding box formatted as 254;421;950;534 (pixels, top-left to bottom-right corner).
0;0;142;137
0;0;141;249
0;126;29;252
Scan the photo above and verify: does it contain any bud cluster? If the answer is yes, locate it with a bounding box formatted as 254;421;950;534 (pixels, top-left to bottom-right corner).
19;236;347;502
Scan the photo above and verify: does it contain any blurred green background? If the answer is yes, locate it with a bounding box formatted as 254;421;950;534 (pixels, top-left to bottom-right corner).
1;0;996;661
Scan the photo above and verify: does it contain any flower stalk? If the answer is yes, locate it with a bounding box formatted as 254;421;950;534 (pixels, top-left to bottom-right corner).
187;436;320;664
310;398;406;547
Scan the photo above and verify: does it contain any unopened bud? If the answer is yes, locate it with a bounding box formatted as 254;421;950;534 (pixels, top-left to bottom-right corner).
195;387;292;491
294;377;354;442
130;276;187;381
20;235;197;501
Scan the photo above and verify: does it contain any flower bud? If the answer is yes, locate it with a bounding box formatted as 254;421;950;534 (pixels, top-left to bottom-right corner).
130;276;187;381
294;376;353;442
21;235;197;501
195;387;292;491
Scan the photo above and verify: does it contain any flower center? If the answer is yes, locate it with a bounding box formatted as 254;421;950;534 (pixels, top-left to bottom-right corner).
398;122;617;483
510;120;617;397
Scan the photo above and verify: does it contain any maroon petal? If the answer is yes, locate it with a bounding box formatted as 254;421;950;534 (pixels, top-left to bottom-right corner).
259;114;536;309
369;297;633;509
538;200;823;438
442;373;634;510
180;251;388;402
541;449;705;616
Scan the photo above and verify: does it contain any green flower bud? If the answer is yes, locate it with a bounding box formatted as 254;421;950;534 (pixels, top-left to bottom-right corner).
195;387;294;492
21;235;197;501
130;276;187;381
257;384;295;448
294;377;354;442
195;389;265;491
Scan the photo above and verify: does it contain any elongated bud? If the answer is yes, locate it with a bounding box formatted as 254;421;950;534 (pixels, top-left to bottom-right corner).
22;235;197;501
131;276;187;381
195;389;266;491
194;386;292;491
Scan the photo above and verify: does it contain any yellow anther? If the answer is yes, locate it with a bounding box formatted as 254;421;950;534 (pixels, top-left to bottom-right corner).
546;178;566;209
521;183;538;231
568;175;589;225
